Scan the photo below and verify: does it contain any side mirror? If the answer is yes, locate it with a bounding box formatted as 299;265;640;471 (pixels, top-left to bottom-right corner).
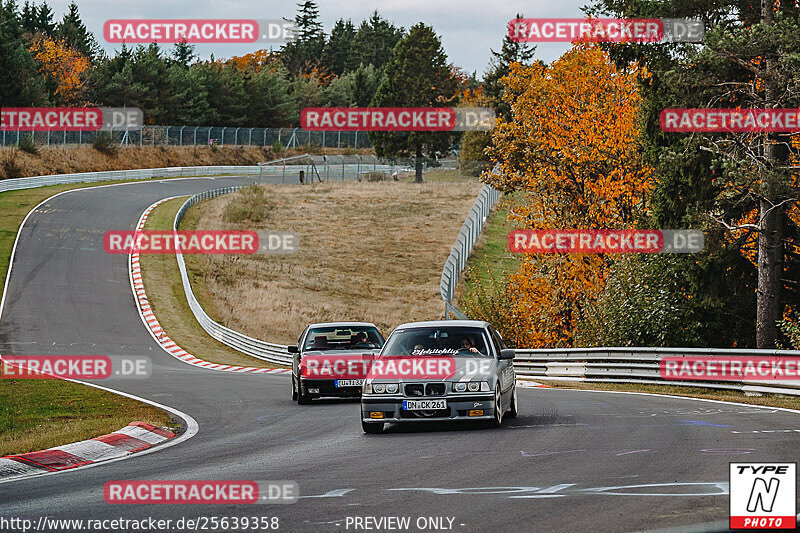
287;345;299;354
499;349;515;360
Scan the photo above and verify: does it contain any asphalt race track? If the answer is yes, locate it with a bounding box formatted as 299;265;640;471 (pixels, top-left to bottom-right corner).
1;175;799;532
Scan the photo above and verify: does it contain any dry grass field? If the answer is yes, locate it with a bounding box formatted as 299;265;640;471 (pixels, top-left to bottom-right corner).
182;179;483;343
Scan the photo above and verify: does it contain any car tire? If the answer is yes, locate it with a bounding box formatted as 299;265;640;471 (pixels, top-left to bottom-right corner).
489;386;503;428
362;419;383;434
507;386;518;418
297;382;312;405
291;375;298;401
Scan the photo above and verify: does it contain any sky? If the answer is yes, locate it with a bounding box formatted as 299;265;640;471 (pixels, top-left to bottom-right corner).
47;0;590;75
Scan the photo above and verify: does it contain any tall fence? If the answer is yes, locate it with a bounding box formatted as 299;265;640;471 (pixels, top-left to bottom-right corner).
440;185;500;319
1;126;372;149
259;154;414;183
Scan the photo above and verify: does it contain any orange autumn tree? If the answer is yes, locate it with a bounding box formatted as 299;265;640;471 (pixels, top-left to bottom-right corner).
30;37;90;106
481;43;653;347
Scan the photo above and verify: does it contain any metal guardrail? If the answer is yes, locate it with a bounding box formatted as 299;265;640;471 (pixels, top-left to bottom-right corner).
0;165;261;194
440;185;500;319
514;347;800;397
173;186;293;366
171;184;800;397
171;172;495;366
1;126;372;149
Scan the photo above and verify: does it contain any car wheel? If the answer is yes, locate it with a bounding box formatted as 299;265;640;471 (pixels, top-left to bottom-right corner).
508;386;518;418
297;382;311;405
291;375;298;401
489;386;503;428
362;419;384;434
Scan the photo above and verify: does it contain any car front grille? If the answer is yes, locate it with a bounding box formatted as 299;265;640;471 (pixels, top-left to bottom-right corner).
425;383;445;396
405;384;424;397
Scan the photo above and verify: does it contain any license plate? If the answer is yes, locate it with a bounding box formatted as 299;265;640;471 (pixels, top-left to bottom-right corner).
335;379;363;387
402;399;447;410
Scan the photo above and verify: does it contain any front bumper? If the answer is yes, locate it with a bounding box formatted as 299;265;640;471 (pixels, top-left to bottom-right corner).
301;378;362;398
361;394;495;423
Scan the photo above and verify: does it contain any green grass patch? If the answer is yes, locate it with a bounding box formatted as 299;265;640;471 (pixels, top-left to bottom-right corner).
455;195;522;306
0;379;175;456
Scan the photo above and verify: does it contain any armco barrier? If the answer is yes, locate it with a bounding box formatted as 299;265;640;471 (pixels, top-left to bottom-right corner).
514;346;800;397
0;165;262;194
170;178;498;365
440;185;500;318
173;187;293;366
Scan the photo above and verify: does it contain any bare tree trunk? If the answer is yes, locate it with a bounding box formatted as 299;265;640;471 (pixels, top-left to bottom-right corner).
756;0;783;348
757;197;783;347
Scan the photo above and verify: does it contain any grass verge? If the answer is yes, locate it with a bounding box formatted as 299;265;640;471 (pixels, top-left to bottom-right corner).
535;380;800;410
138;198;279;368
0;380;175;456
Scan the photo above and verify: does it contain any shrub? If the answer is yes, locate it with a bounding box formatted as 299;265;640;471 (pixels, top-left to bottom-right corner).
303;142;322;154
223;185;274;223
92;131;118;156
272;141;284;154
1;150;25;179
18;135;39;156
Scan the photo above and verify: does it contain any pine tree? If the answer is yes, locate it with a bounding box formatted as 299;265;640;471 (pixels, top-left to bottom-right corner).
349;10;403;73
321;19;354;76
55;1;97;60
371;23;457;182
483;13;536;119
35;1;54;34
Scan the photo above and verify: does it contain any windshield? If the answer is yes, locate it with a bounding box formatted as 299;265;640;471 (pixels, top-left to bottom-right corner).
381;327;491;357
303;326;384;351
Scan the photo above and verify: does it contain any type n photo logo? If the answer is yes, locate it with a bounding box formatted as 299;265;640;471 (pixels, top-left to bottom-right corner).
730;463;796;529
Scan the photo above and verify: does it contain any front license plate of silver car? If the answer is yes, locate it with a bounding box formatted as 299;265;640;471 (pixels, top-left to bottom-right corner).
402;399;446;410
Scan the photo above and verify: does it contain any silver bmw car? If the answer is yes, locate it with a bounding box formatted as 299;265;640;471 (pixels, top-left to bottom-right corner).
360;320;517;433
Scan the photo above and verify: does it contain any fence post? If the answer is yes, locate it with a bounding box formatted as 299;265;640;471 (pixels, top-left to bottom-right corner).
179;126;185;146
221;127;226;146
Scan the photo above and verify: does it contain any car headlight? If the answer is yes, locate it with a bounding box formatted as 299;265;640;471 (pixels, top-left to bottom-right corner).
386;383;398;394
480;381;490;392
374;384;385;393
364;382;372;394
454;382;467;392
468;382;480;392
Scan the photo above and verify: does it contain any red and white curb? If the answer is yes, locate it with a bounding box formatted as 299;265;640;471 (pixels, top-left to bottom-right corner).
130;198;291;376
0;422;174;481
516;379;549;388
